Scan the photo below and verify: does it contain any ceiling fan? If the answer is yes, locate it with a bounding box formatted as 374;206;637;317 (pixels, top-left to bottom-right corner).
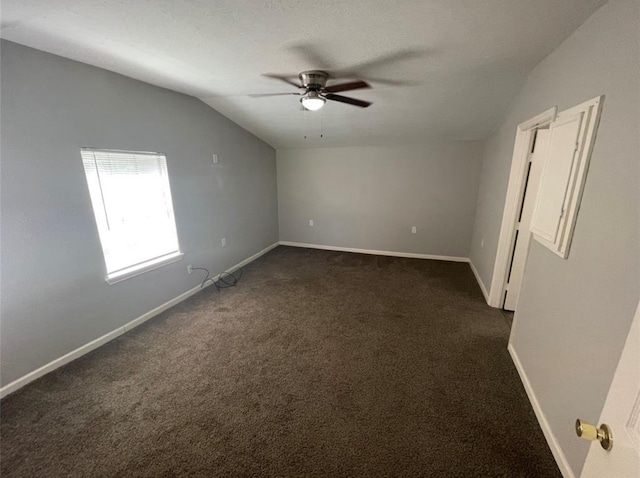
250;70;372;110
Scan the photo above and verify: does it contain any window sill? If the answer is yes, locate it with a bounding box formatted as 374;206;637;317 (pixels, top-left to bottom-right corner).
106;252;184;285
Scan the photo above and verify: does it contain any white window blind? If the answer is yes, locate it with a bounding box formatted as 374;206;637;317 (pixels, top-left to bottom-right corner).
81;148;181;282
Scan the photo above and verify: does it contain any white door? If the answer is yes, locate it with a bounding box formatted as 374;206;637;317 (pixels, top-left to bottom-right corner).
581;301;640;478
529;112;584;245
503;129;550;311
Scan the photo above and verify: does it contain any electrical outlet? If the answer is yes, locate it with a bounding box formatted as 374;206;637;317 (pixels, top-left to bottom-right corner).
187;265;193;274
221;238;226;247
309;219;314;227
212;154;219;164
411;226;417;234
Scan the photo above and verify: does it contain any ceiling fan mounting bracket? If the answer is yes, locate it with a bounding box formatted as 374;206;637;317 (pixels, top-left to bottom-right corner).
299;70;328;91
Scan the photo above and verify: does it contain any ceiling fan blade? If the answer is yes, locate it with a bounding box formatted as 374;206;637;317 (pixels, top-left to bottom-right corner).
262;73;302;88
332;49;428;77
249;92;300;97
325;94;371;108
324;80;370;93
360;77;415;86
287;43;333;70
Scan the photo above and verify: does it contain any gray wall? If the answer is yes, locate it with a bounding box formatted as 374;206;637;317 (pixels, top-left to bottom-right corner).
469;0;639;475
0;41;279;387
277;144;483;258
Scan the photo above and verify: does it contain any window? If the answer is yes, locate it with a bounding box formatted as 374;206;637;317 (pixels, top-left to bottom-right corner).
81;148;182;283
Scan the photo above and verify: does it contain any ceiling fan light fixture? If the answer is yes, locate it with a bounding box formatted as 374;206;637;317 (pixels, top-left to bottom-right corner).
300;92;325;111
259;70;372;109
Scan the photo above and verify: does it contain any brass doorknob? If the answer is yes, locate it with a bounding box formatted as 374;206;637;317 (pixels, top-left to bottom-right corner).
575;419;613;451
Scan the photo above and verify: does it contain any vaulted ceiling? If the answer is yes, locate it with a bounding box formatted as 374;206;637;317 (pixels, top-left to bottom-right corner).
1;0;607;148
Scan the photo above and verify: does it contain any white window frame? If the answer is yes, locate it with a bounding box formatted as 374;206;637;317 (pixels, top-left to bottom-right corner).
80;148;183;284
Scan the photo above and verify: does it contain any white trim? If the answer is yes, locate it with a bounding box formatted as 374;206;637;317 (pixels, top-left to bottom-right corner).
508;344;575;478
230;241;280;270
517;107;560;131
469;261;489;303
530;96;604;260
488;107;558;308
279;241;469;263
106;251;184;284
0;242;279;399
122;280;210;332
0;284;206;400
0;328;128;400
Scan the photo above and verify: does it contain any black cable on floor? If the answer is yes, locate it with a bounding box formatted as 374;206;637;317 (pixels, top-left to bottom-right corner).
213;268;243;291
191;266;243;291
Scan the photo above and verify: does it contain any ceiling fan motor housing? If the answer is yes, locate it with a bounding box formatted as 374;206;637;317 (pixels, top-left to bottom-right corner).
258;69;371;108
299;70;328;91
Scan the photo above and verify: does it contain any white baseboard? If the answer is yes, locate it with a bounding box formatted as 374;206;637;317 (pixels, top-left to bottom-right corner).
279;241;469;263
469;260;490;304
508;344;575;478
231;241;279;271
0;327;128;400
0;241;279;399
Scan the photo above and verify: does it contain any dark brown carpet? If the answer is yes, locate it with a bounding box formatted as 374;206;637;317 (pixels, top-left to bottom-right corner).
1;246;561;477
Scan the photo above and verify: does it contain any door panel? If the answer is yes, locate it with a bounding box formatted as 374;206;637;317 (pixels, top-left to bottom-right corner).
581;302;640;477
504;129;549;311
530;112;584;243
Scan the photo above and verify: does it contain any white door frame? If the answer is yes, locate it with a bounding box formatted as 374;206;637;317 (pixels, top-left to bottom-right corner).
488;107;557;308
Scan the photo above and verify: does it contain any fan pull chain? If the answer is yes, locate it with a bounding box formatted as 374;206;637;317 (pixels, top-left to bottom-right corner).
303;107;307;139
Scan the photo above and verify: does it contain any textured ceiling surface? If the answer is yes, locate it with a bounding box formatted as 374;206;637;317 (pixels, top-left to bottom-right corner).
1;0;606;148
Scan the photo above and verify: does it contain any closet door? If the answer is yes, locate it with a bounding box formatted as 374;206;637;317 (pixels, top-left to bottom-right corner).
530;112;583;243
530;96;603;258
503;129;549;311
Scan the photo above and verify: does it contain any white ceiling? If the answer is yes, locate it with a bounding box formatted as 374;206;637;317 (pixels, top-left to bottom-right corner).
1;0;606;149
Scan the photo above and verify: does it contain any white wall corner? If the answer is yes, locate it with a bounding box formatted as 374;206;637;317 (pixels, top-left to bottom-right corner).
469;261;490;304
